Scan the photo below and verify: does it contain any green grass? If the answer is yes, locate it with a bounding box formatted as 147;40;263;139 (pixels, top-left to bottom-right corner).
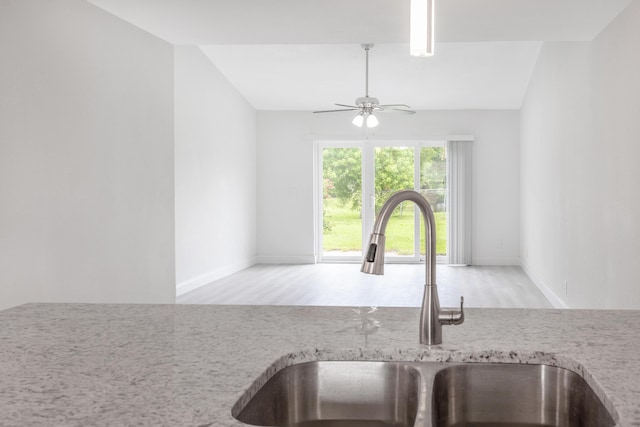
323;198;447;255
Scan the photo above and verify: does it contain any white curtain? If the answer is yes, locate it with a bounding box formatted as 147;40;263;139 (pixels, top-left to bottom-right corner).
447;139;473;265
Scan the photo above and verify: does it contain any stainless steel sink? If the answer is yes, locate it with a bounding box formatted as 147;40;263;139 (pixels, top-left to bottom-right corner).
234;361;421;427
233;361;615;427
432;364;615;427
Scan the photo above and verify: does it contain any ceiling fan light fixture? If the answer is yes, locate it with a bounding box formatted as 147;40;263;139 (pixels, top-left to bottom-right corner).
366;114;379;128
410;0;435;57
352;113;365;127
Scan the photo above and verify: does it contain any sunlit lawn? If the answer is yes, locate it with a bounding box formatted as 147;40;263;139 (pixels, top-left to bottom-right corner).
323;198;447;255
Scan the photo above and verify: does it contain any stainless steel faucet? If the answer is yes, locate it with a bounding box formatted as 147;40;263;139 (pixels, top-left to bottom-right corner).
361;190;464;345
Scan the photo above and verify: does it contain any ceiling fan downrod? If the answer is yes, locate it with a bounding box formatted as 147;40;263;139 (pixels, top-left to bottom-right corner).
362;43;373;98
362;43;373;100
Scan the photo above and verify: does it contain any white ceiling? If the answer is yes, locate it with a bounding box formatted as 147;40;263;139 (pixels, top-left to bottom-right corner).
88;0;632;110
199;42;542;110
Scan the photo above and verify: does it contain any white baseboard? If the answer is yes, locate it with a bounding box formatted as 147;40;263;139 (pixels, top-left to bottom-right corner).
520;260;568;309
256;255;317;264
176;257;257;296
471;257;522;266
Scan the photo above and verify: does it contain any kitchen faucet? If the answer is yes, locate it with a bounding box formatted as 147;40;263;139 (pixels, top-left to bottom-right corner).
361;190;464;345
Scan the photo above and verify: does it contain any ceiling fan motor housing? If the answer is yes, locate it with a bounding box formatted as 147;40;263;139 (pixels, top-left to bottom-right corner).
356;96;379;108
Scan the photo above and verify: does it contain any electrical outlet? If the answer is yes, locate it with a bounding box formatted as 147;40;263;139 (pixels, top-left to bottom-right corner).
564;280;568;295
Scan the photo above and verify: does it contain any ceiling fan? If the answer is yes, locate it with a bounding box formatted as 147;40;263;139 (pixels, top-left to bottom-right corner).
313;44;416;128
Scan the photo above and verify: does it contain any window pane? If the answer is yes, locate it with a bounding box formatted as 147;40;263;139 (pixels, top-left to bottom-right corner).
420;147;447;256
322;148;362;257
374;147;415;257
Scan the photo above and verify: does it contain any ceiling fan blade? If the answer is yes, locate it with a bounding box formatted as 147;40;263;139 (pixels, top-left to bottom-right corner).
378;104;412;109
335;103;360;109
378;108;416;114
313;108;359;113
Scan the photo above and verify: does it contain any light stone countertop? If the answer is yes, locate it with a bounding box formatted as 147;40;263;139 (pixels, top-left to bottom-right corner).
0;303;639;426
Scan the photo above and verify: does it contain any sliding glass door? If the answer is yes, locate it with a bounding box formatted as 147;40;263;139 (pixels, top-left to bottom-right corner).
419;146;447;258
321;146;363;258
318;141;447;263
373;146;417;259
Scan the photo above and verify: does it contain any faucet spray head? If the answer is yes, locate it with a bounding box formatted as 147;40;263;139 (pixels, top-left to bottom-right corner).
361;233;385;275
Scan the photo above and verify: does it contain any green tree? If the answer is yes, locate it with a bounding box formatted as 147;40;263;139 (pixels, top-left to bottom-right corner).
420;147;447;210
420;147;446;190
323;146;447;213
374;147;414;213
323;148;362;210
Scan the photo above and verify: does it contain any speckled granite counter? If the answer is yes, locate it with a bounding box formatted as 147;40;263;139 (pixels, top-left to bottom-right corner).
0;303;639;426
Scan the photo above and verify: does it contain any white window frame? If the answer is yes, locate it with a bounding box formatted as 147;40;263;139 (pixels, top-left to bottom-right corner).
316;140;364;263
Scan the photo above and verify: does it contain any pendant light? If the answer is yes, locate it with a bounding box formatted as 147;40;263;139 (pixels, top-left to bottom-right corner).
410;0;435;57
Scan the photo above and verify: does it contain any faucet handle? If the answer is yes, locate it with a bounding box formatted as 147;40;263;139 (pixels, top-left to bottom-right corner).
438;296;465;326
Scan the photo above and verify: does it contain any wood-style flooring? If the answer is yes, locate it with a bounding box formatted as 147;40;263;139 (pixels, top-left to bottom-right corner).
177;264;553;309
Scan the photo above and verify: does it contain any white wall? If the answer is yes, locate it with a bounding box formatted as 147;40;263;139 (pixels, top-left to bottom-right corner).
257;110;521;265
521;1;640;308
0;0;175;311
174;46;257;295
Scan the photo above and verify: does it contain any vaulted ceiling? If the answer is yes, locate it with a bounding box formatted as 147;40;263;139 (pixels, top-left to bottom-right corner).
88;0;631;110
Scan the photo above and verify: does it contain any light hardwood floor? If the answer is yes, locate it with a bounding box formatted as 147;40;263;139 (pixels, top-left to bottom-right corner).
177;264;553;309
